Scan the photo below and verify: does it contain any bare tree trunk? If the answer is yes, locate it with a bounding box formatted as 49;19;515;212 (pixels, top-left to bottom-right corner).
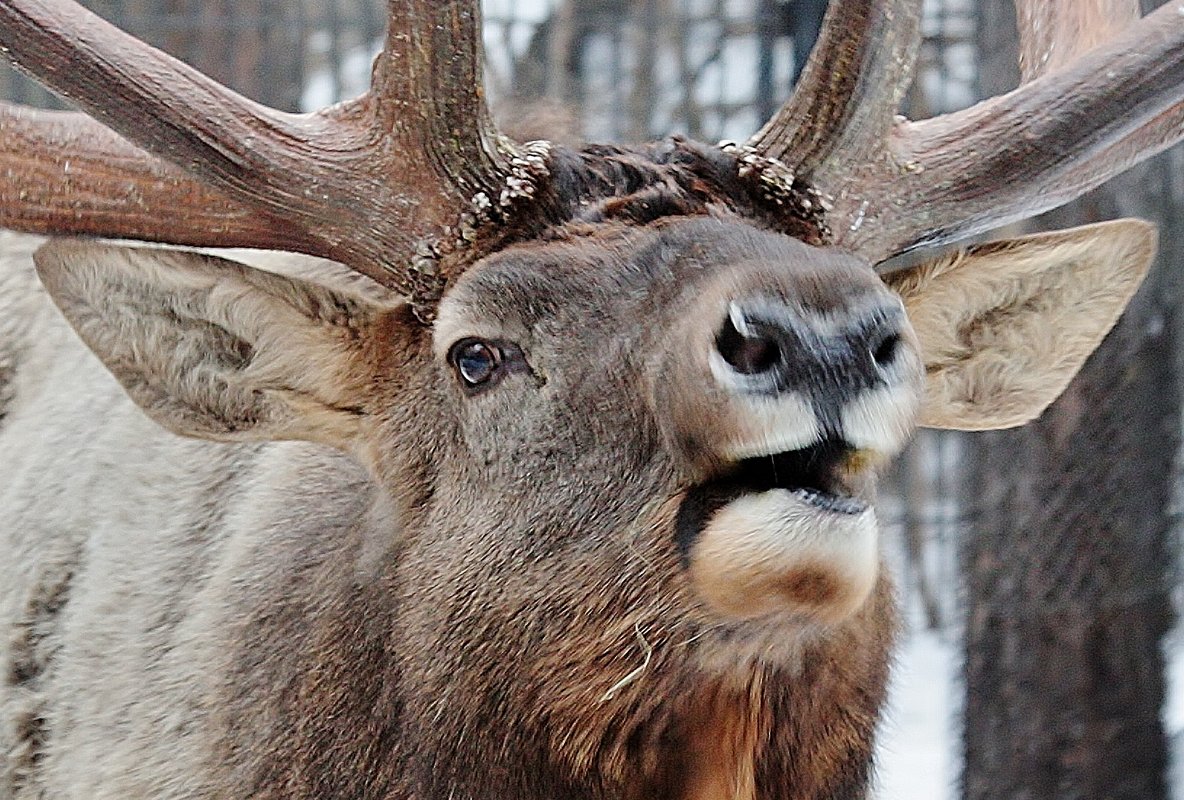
625;0;658;142
86;0;305;110
900;437;942;631
961;2;1180;798
785;0;826;84
545;1;577;104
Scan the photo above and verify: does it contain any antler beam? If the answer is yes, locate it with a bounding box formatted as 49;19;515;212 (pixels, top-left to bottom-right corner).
854;0;1184;259
4;0;1182;294
753;0;1184;263
1016;0;1139;82
0;0;515;307
0;105;305;250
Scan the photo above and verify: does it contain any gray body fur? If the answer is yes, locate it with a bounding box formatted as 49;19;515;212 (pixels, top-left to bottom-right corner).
1;233;369;797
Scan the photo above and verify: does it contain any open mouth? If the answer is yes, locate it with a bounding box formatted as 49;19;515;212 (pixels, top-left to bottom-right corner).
675;437;868;561
724;438;868;515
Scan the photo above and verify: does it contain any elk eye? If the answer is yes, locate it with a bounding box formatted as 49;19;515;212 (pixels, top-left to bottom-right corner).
450;339;502;388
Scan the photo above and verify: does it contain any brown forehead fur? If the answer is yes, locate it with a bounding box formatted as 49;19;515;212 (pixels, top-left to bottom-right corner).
440;215;879;345
458;138;828;283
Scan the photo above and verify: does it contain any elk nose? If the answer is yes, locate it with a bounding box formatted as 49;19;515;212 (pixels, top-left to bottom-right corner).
713;299;907;397
714;304;783;375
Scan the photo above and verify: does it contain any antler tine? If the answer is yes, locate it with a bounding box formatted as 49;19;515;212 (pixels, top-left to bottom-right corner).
368;1;513;211
820;0;1184;263
0;0;518;308
747;0;923;185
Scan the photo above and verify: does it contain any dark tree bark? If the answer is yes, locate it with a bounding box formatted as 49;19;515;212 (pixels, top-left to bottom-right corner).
756;0;826;123
961;2;1181;798
624;0;658;143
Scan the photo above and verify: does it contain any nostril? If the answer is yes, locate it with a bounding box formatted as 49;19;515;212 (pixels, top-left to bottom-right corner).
716;310;781;375
871;332;900;368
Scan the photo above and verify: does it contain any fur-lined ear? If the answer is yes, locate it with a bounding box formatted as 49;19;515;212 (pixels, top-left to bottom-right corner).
885;220;1156;430
34;240;394;447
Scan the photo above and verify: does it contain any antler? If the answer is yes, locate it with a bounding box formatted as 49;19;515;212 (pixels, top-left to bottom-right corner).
749;0;923;196
0;0;519;309
0;106;305;251
3;0;1181;295
752;0;1184;261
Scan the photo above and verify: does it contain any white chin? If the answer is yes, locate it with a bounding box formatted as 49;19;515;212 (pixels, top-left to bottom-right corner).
687;489;879;624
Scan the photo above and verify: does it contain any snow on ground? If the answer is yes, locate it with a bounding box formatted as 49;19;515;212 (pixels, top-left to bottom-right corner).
1166;630;1184;799
875;625;959;799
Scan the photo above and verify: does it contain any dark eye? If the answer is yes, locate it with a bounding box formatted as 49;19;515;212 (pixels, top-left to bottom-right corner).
449;339;502;389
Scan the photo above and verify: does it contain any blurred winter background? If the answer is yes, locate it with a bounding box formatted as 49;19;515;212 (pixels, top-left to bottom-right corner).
5;1;1182;797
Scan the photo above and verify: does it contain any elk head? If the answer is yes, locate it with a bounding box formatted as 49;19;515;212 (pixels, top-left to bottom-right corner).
0;1;1179;798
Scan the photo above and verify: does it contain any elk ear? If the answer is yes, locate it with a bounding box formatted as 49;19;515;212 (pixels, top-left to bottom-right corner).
34;239;392;447
885;220;1156;430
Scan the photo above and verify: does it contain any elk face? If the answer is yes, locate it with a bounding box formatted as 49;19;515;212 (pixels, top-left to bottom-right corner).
429;216;921;631
5;0;1184;796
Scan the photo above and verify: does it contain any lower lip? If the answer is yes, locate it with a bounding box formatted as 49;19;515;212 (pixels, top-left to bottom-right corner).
681;488;880;622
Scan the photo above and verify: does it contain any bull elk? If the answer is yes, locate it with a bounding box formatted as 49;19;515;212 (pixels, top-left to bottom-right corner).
1;0;1182;798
